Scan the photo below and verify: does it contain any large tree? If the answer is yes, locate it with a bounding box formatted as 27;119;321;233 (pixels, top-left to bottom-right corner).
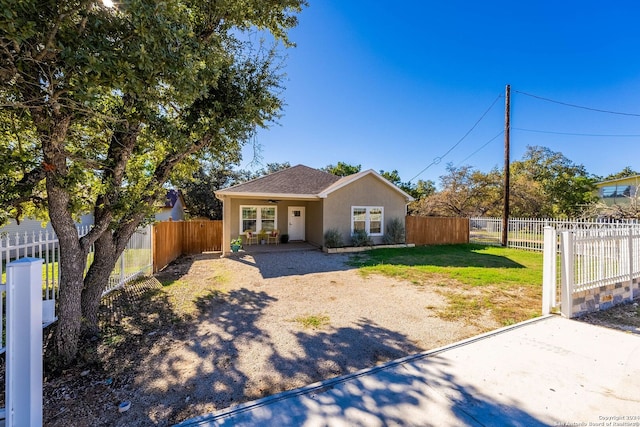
0;0;305;366
379;169;435;201
512;146;598;217
323;161;361;176
603;166;640;181
412;164;500;217
178;159;242;220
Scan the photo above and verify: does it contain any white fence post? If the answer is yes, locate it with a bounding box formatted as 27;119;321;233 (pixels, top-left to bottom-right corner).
6;258;43;427
560;231;574;318
629;231;635;302
542;226;557;315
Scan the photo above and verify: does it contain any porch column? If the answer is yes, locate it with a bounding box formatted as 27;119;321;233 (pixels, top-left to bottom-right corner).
220;195;231;256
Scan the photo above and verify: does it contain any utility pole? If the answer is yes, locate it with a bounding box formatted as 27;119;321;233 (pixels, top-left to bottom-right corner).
501;84;510;247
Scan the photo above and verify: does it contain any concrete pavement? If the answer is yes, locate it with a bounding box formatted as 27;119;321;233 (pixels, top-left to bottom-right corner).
176;315;640;426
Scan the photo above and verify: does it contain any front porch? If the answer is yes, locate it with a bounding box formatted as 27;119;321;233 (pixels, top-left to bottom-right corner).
233;241;320;255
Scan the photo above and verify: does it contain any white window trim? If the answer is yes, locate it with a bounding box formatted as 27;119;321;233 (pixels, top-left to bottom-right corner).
239;205;278;234
351;206;384;236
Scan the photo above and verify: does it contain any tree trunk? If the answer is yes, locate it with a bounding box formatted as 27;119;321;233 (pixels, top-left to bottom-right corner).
46;184;90;367
81;232;118;334
81;216;144;333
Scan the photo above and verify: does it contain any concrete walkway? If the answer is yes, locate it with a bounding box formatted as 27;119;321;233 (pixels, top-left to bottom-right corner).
176;316;640;426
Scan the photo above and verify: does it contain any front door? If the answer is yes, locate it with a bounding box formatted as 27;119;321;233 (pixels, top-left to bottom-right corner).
288;206;305;241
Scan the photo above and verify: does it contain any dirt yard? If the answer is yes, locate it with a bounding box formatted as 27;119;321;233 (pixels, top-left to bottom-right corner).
39;249;639;425
40;249;499;426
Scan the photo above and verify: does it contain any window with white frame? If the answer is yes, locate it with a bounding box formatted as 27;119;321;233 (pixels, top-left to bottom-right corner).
240;205;277;233
351;206;383;236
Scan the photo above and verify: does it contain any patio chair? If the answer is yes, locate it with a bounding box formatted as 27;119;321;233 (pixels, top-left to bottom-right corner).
267;229;279;245
244;230;258;245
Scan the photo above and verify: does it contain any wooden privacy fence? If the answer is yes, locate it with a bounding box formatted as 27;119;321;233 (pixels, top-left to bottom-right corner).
153;220;222;272
405;216;470;246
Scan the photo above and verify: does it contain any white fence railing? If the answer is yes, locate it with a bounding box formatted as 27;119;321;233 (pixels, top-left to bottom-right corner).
104;226;153;295
471;216;640;251
542;226;640;317
1;226;91;310
0;224;153;353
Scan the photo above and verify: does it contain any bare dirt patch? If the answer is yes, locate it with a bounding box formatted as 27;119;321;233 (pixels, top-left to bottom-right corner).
42;250;503;426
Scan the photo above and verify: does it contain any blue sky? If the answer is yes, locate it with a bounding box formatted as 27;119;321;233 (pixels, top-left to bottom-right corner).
244;1;640;186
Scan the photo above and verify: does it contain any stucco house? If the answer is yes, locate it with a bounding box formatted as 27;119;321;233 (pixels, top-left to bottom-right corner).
596;175;640;206
215;164;414;254
1;189;186;242
155;189;187;221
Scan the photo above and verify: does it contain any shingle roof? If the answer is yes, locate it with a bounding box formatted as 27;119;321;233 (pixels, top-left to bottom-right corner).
163;189;182;208
217;164;341;196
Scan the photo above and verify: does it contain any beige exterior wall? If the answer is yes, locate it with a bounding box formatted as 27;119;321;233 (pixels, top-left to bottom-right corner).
218;174;408;253
219;197;324;253
596;175;640;206
304;201;324;246
322;174;408;246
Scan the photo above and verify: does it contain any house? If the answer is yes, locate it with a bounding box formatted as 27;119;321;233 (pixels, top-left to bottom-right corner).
215;164;414;254
595;175;640;206
1;189;186;241
155;189;187;221
0;214;94;243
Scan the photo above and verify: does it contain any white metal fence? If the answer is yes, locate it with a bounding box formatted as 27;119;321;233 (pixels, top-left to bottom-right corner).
105;226;153;294
569;228;640;293
542;226;640;317
0;225;153;354
471;216;640;251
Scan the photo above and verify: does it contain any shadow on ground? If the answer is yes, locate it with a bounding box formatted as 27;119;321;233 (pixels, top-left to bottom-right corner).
43;250;543;426
191;353;548;427
228;250;356;279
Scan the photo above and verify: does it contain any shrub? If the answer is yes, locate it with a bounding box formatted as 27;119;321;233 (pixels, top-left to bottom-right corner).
351;229;373;247
382;217;405;244
324;228;343;248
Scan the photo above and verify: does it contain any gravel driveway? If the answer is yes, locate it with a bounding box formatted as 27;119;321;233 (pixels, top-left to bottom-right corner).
45;248;495;426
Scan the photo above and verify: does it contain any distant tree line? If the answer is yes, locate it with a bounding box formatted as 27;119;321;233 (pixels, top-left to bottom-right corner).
181;146;639;220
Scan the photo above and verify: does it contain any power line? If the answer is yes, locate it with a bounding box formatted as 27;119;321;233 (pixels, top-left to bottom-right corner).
409;94;502;182
513;127;640;138
456;130;504;166
514;90;640;117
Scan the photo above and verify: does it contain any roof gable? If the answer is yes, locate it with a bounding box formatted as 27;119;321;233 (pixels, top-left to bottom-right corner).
319;169;414;202
216;164;340;197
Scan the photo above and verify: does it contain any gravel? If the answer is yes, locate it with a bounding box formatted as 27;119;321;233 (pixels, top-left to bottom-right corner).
43;249;495;426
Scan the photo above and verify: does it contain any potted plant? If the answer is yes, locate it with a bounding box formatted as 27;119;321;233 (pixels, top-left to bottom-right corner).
230;237;243;252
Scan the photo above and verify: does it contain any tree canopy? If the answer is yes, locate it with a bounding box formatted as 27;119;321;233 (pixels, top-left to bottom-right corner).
603;166;640;181
323;161;361;176
0;0;306;365
411;146;599;218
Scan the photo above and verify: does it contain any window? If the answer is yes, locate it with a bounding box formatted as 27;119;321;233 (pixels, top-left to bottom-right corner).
240;205;277;233
351;206;384;236
601;185;637;199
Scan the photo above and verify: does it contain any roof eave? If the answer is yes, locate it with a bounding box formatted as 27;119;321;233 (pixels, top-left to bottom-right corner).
595;174;640;186
215;191;322;200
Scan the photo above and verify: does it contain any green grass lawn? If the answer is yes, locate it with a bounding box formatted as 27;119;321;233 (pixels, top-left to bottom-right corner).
350;244;543;327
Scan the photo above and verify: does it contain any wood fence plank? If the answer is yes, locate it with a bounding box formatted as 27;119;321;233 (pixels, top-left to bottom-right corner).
405;216;470;246
153;220;222;272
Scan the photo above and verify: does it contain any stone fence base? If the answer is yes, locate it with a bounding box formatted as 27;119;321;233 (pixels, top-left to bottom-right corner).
572;278;639;317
